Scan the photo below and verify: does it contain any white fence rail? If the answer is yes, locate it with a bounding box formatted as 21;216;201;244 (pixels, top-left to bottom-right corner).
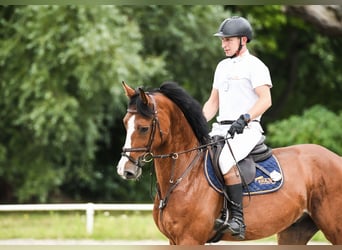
0;203;153;234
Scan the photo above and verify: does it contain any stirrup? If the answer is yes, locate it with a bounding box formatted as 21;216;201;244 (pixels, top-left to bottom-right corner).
213;208;229;231
225;218;246;240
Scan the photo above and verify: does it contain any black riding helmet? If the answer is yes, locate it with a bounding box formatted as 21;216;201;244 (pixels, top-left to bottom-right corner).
214;16;253;42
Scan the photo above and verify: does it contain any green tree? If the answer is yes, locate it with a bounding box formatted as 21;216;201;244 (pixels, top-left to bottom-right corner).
120;5;228;100
230;5;342;120
267;105;342;155
0;6;165;202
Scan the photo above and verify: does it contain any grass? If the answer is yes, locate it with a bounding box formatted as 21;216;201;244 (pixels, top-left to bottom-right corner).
0;211;328;243
0;211;166;240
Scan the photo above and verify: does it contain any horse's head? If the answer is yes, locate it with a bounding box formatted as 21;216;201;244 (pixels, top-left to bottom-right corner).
116;81;163;180
116;81;210;181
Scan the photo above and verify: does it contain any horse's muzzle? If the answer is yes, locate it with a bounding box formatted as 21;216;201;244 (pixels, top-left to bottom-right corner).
117;158;142;180
123;166;142;180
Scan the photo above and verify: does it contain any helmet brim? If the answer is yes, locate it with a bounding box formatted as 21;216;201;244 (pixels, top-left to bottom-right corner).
213;32;238;37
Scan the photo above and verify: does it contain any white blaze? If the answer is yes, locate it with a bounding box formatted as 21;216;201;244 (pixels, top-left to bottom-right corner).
117;115;135;176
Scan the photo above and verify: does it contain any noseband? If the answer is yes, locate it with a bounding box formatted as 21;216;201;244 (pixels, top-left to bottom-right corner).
121;94;163;167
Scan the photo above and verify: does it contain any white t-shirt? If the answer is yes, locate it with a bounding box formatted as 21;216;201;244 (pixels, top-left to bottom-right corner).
213;50;272;122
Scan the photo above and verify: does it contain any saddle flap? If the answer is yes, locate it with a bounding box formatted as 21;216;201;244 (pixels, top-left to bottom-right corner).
250;135;273;162
238;156;256;184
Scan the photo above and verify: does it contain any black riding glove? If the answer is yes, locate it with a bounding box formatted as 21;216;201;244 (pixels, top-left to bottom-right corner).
228;114;250;138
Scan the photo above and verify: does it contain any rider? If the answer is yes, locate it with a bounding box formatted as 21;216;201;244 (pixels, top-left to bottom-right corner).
203;16;273;240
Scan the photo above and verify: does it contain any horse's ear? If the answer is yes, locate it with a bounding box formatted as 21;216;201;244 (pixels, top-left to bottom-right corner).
122;81;135;98
138;87;149;105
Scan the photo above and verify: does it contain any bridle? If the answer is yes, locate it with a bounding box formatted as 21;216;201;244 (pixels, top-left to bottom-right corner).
119;92;236;221
121;92;214;168
120;96;213;171
120;94;163;168
120;93;223;211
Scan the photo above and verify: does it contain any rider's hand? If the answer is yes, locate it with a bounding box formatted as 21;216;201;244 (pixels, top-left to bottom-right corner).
228;114;250;138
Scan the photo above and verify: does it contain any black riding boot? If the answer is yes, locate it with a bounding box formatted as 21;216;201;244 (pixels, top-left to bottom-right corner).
216;184;246;240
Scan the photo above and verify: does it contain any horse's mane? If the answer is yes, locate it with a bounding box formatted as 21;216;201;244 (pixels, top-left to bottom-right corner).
158;82;210;145
129;81;210;145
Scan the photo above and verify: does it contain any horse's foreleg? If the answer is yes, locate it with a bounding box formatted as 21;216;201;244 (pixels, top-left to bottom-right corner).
277;213;318;245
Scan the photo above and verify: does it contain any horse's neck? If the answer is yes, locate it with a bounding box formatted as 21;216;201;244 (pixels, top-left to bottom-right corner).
154;116;201;196
156;105;198;156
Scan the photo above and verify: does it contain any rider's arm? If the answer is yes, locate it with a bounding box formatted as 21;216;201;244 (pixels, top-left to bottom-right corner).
203;88;219;122
247;85;272;121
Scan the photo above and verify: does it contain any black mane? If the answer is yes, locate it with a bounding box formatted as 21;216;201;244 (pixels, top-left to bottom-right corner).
128;82;210;145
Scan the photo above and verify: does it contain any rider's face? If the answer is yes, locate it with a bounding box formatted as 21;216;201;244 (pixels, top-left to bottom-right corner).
220;37;243;57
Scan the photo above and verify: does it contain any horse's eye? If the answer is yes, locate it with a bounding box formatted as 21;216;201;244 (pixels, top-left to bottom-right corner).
138;126;149;134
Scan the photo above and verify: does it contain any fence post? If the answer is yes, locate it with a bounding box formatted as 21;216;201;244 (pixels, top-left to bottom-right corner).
86;202;94;235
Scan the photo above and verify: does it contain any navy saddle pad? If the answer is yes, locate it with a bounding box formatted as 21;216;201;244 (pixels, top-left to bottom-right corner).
204;151;284;195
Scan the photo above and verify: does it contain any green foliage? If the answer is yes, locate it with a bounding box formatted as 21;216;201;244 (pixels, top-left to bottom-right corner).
0;6;164;202
228;5;342;120
120;5;228;99
267;105;342;155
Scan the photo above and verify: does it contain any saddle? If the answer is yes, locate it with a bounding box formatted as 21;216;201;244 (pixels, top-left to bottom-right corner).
209;135;273;185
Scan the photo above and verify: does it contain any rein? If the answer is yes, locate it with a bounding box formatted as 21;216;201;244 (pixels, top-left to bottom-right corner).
121;93;215;167
120;93;217;210
158;149;203;210
120;93;243;218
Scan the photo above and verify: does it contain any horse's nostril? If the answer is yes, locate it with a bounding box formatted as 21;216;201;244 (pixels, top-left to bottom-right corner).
123;167;142;180
124;171;136;180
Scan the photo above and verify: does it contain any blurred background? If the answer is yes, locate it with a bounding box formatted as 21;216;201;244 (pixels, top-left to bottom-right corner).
0;5;341;204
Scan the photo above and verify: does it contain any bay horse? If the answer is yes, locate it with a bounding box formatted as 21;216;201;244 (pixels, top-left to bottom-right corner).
116;81;342;245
